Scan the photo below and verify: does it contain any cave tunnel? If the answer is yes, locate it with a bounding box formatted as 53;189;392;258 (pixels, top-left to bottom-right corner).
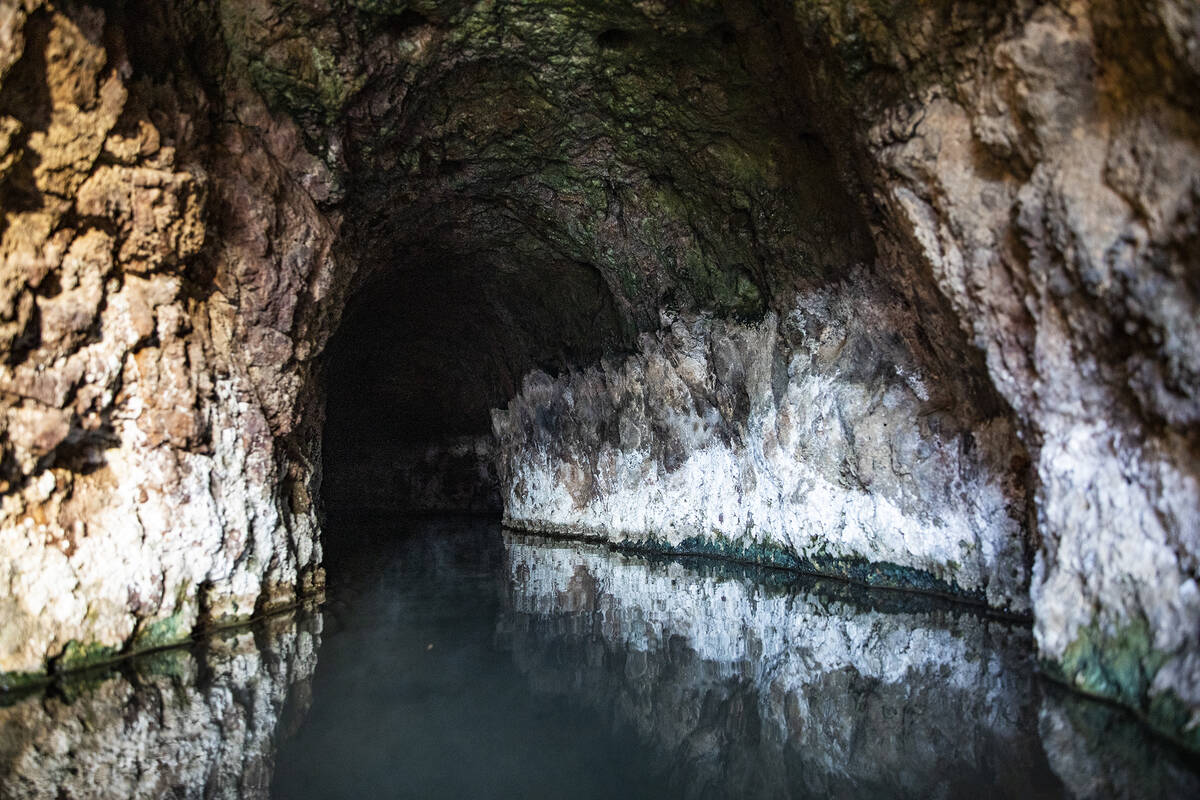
313;0;885;558
3;0;1200;795
320;233;634;517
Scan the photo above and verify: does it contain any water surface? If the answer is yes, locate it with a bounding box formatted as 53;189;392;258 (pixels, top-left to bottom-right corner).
2;515;1197;799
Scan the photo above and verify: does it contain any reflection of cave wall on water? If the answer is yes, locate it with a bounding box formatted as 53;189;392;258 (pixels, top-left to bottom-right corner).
0;609;321;800
498;534;1200;799
1038;685;1200;800
499;534;1054;797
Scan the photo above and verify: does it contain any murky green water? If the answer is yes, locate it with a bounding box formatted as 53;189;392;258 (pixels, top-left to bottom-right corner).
2;515;1197;799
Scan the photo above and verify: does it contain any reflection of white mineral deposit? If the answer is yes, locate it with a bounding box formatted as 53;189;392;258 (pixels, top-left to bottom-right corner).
502;531;1053;797
502;533;1200;798
0;609;321;800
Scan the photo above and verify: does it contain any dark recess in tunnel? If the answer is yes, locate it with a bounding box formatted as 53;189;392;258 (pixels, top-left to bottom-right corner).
320;242;633;516
307;0;1010;574
308;0;880;528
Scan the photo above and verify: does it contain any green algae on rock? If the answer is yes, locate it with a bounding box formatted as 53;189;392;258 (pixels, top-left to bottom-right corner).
1045;619;1200;753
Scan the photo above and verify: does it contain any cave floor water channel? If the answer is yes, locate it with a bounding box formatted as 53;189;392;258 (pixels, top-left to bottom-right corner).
2;514;1199;799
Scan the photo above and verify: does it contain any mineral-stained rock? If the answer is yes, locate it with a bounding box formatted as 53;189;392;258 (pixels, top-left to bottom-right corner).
495;0;1200;746
0;0;1196;754
493;281;1031;610
0;2;332;679
786;0;1200;749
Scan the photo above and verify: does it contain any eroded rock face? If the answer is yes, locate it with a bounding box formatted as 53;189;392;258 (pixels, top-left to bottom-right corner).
0;0;1196;754
0;2;335;679
494;281;1030;610
496;0;1200;745
783;0;1200;748
2;0;884;678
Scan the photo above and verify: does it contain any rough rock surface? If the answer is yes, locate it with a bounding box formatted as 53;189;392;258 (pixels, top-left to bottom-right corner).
786;0;1200;748
0;2;335;679
494;284;1030;610
0;0;1195;752
491;0;1200;745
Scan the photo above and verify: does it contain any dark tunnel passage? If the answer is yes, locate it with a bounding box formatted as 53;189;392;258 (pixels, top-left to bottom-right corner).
308;0;891;530
320;244;634;514
271;0;1027;623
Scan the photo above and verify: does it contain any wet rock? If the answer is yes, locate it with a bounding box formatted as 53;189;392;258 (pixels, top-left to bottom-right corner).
0;2;331;677
0;0;1196;753
788;0;1200;748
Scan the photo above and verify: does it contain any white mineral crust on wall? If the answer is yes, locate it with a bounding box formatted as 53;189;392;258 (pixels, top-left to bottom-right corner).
0;370;319;676
0;5;331;677
493;286;1031;611
867;2;1200;729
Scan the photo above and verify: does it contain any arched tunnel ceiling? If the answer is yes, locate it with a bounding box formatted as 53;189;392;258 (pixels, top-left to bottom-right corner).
288;0;878;447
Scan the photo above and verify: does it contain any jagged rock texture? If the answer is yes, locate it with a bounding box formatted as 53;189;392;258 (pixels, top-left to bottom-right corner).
0;1;335;679
0;0;1196;752
494;286;1030;610
494;0;1200;745
796;0;1200;748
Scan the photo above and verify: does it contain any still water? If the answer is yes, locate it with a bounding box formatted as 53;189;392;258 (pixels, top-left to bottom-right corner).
1;516;1197;799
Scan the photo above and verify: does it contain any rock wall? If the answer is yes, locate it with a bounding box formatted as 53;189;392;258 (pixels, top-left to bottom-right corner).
784;0;1200;749
0;0;888;681
0;2;338;681
494;279;1030;611
493;0;1200;745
